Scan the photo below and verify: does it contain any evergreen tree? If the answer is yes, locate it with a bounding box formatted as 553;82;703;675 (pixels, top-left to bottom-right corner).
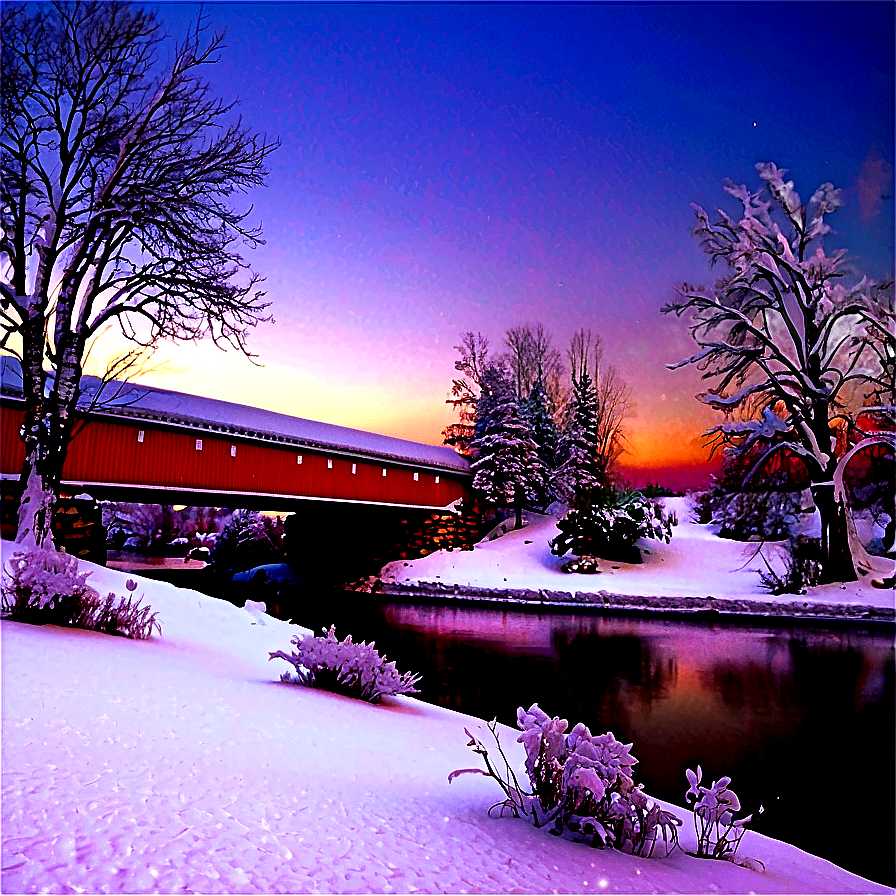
521;375;559;509
556;370;602;509
471;365;547;529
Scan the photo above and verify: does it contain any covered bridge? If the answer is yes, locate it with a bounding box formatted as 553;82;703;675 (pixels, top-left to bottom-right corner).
0;358;471;514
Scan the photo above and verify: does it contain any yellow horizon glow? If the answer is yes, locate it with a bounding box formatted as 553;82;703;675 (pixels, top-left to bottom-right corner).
79;336;715;475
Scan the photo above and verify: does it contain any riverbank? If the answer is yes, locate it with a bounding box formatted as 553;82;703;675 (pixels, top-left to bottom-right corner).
1;547;890;894
377;497;895;623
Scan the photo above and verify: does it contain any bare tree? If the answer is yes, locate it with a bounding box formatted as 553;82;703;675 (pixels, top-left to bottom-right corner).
565;328;631;485
1;3;278;547
443;331;490;457
663;162;895;583
503;322;564;410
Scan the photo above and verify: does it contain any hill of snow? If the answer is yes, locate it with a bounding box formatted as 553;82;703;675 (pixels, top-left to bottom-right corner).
1;541;889;893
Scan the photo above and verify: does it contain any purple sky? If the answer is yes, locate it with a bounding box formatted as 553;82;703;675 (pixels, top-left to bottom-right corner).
130;2;894;489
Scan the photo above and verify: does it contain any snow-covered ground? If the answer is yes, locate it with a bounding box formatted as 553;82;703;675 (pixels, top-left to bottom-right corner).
2;541;891;894
379;498;895;615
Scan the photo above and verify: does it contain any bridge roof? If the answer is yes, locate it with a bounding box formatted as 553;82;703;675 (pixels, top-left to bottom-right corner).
0;357;470;476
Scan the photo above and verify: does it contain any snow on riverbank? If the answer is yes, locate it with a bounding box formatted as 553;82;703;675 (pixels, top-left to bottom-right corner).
379;498;895;615
2;543;890;893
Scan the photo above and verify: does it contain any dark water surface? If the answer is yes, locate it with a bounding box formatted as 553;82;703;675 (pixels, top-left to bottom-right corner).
295;594;895;888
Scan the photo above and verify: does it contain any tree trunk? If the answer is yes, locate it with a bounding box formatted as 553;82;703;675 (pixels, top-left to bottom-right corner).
15;336;82;549
810;482;857;584
15;455;57;550
514;484;524;530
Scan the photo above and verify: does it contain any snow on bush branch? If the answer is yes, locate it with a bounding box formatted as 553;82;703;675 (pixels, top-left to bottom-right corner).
1;548;160;639
551;491;675;566
451;704;682;858
270;626;421;704
686;765;763;868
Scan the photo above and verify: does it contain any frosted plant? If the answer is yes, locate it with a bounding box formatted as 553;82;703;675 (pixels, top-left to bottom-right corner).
451;704;681;858
1;548;160;639
551;490;674;565
270;626;421;704
685;766;762;864
2;546;93;613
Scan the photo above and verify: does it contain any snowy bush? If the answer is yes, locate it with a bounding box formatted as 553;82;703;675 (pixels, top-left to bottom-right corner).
685;766;762;865
451;705;681;858
713;489;805;542
551;491;674;565
1;548;160;639
270;626;421;704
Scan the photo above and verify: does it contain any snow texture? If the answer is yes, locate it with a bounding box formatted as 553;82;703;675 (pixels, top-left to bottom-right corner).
380;498;896;617
0;357;469;474
1;539;890;894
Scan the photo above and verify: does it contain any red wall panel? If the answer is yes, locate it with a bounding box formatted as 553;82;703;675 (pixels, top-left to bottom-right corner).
1;400;469;508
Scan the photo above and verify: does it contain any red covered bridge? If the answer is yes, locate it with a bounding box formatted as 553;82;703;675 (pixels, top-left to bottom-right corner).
1;363;471;515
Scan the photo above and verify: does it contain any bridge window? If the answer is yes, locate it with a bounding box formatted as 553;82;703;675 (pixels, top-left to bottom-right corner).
435;475;440;484
137;430;144;443
351;463;357;475
195;439;203;451
327;459;333;469
413;472;419;482
296;455;303;465
382;468;387;477
230;445;237;458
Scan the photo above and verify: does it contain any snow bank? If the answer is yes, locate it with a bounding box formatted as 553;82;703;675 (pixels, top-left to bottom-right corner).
1;543;889;893
379;498;895;618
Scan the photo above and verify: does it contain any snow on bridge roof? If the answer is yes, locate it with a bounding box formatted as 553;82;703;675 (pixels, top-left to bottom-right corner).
0;357;470;475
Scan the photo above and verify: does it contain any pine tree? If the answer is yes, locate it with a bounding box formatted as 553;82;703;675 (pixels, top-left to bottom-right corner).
556;370;602;509
471;365;547;529
521;375;559;509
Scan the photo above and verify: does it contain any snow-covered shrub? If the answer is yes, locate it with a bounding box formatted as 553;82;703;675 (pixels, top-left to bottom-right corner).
1;549;160;639
270;626;421;704
758;535;823;594
713;489;805;541
685;766;762;864
551;491;674;564
451;705;681;858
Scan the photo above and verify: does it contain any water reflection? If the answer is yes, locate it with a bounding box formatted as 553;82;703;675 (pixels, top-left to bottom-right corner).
335;601;895;887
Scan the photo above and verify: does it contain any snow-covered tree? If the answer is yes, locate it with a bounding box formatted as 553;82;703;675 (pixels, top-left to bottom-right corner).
554;329;630;507
564;329;630;489
1;3;278;548
471;363;547;529
663;163;895;582
555;368;602;509
520;374;559;509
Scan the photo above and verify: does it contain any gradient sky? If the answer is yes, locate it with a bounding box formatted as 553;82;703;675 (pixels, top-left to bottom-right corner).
98;2;894;489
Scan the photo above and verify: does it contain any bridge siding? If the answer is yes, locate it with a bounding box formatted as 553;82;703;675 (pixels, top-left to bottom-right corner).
1;403;468;507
